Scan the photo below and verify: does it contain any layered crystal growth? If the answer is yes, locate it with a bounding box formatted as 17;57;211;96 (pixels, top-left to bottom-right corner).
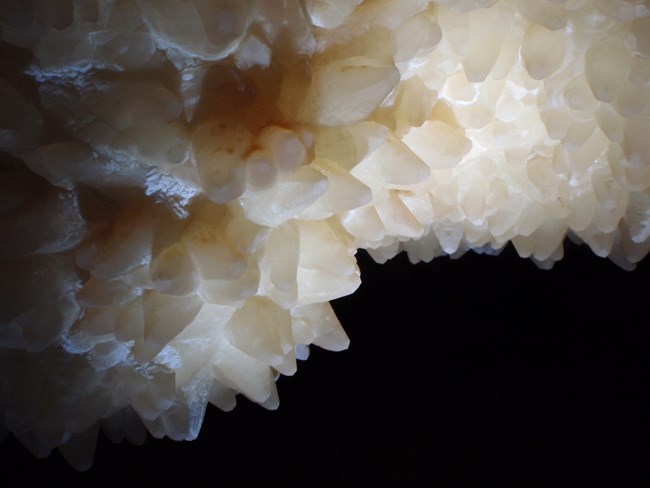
1;0;649;470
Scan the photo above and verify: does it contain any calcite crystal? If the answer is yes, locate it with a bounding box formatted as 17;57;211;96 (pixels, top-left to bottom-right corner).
1;0;649;470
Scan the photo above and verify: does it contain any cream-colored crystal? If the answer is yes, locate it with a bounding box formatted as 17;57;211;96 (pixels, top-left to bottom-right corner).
296;56;400;127
1;0;649;470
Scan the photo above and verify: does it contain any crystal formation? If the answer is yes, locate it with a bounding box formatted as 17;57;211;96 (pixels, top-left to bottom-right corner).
1;0;649;470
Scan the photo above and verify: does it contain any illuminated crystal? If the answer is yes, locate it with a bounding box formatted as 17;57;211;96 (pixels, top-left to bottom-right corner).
1;0;649;470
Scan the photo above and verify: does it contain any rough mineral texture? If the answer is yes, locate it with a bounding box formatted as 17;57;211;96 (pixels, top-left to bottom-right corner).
1;0;649;470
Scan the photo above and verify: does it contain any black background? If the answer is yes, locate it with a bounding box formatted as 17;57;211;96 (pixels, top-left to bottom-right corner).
2;243;648;486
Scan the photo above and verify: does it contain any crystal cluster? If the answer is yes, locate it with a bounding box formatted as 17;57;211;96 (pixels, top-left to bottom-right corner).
1;0;649;470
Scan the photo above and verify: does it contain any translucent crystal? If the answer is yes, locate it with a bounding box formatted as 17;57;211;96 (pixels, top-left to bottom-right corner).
1;0;649;471
296;56;400;127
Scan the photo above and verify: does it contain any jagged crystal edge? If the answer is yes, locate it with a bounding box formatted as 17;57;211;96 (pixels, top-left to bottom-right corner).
1;0;649;470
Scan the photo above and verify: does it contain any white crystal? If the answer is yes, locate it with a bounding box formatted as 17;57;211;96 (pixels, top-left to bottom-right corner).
1;0;649;470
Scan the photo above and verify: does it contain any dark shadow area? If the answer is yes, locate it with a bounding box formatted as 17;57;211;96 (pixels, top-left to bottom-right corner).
2;244;649;486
